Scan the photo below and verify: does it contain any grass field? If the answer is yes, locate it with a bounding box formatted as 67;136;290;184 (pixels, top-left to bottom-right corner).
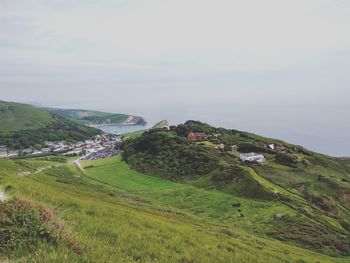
0;101;56;132
1;156;349;262
82;156;295;234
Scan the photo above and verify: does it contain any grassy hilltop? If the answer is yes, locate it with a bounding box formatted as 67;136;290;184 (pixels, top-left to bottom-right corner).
0;120;349;262
0;101;101;149
123;121;350;256
0;101;56;132
0;156;349;262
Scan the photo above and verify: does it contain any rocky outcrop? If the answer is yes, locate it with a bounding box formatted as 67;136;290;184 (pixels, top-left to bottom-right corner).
122;116;147;125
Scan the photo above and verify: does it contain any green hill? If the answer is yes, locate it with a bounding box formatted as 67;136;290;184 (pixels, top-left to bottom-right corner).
48;108;146;126
0;101;56;132
0;101;101;149
0;156;349;262
123;121;350;256
0;120;349;262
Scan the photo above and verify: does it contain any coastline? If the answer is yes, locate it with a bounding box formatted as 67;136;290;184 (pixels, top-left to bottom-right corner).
88;122;147;128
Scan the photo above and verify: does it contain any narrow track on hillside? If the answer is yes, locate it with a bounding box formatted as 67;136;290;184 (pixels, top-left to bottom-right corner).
0;190;6;201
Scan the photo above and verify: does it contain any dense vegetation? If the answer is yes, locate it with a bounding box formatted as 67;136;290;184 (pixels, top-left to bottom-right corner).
1;156;349;262
0;115;101;150
48;108;146;126
123;121;350;256
0;101;56;132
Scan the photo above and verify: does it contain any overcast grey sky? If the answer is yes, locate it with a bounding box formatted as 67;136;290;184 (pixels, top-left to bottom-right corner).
1;0;350;155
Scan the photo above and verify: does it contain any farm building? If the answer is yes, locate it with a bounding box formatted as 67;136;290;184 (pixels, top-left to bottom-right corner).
187;132;208;142
240;152;265;163
264;143;286;152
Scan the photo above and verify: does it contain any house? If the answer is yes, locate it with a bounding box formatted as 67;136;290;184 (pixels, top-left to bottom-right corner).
217;143;225;150
187;132;208;142
264;143;286;152
42;148;52;153
0;150;7;158
230;145;238;152
240;152;265;163
7;151;19;158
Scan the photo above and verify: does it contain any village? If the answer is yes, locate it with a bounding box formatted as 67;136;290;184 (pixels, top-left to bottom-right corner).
0;129;287;164
0;134;122;160
186;131;287;164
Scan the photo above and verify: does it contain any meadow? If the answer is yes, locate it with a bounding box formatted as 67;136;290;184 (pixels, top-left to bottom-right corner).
1;156;349;262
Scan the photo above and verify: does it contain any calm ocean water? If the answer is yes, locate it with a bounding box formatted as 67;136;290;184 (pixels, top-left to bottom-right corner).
97;124;150;135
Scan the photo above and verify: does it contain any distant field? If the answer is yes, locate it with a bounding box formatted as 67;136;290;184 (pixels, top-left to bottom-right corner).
82;156;182;191
122;129;146;139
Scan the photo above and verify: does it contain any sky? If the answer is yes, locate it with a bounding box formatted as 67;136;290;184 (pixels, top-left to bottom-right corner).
1;0;350;156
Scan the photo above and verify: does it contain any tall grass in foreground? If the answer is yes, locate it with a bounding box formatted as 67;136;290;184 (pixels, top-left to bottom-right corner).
0;157;349;262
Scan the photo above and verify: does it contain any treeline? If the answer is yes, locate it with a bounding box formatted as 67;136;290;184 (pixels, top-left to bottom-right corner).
0;116;101;149
123;129;220;180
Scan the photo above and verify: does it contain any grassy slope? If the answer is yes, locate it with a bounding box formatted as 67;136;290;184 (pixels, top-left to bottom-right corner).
82;156;296;234
1;157;349;262
0;115;101;149
122;129;146;139
122;122;350;256
0;101;56;132
0;101;101;149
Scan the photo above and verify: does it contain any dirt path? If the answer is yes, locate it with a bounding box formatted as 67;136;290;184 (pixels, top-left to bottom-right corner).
74;159;84;172
17;157;82;176
0;190;6;202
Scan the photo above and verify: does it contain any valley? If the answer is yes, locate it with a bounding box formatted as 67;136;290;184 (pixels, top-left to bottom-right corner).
0;110;349;262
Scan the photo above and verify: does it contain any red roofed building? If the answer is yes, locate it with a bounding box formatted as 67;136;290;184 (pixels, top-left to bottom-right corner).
187;132;208;142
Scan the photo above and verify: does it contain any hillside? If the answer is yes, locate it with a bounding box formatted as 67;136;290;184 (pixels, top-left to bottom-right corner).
0;156;349;262
123;121;350;256
0;120;350;262
48;108;146;126
0;101;56;132
0;101;101;150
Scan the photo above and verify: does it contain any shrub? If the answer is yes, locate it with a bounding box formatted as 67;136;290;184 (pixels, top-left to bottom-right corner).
269;215;350;256
275;153;299;167
0;197;82;254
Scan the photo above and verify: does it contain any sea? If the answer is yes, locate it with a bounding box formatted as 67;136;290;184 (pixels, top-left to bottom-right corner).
96;124;151;135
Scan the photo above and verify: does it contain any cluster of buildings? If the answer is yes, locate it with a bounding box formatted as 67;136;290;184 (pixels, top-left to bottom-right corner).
0;134;122;160
264;143;286;153
187;132;208;142
81;147;119;161
186;132;272;164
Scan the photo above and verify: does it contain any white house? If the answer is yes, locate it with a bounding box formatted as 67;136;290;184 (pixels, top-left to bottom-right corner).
0;150;7;158
240;152;265;163
7;151;19;158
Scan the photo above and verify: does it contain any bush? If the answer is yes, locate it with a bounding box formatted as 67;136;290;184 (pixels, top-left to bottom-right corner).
269;215;350;256
0;197;82;254
275;153;299;167
237;143;265;153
